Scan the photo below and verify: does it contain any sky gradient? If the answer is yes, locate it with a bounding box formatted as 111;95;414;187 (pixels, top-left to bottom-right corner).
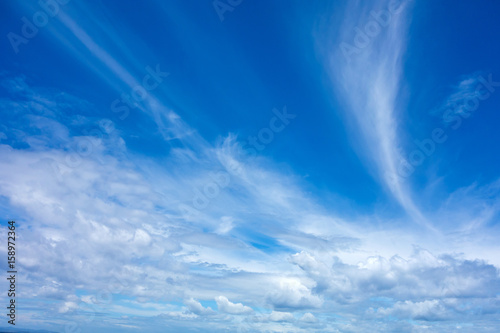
1;0;500;332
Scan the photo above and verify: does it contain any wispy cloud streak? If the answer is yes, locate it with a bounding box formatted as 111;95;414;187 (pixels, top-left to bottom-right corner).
323;0;428;225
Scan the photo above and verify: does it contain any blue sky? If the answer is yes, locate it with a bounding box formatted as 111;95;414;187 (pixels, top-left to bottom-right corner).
1;0;500;332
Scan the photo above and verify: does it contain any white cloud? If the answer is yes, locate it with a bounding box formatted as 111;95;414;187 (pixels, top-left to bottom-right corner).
215;296;254;315
133;229;152;246
300;312;318;323
373;299;449;321
184;298;216;316
252;311;295;323
290;248;500;303
267;277;323;310
268;311;294;322
216;216;234;235
58;301;78;313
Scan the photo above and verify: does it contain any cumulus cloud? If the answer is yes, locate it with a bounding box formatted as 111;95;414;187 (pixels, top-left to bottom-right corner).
184;298;216;316
372;299;449;321
300;312;318;323
267;277;323;310
290;248;500;304
215;296;254;315
321;0;428;225
58;301;79;314
268;311;294;322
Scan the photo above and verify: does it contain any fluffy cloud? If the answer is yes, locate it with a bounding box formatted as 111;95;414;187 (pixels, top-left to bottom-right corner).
267;277;323;310
300;312;318;323
215;296;254;315
184;298;216;316
290;248;500;302
268;311;294;322
372;299;449;321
